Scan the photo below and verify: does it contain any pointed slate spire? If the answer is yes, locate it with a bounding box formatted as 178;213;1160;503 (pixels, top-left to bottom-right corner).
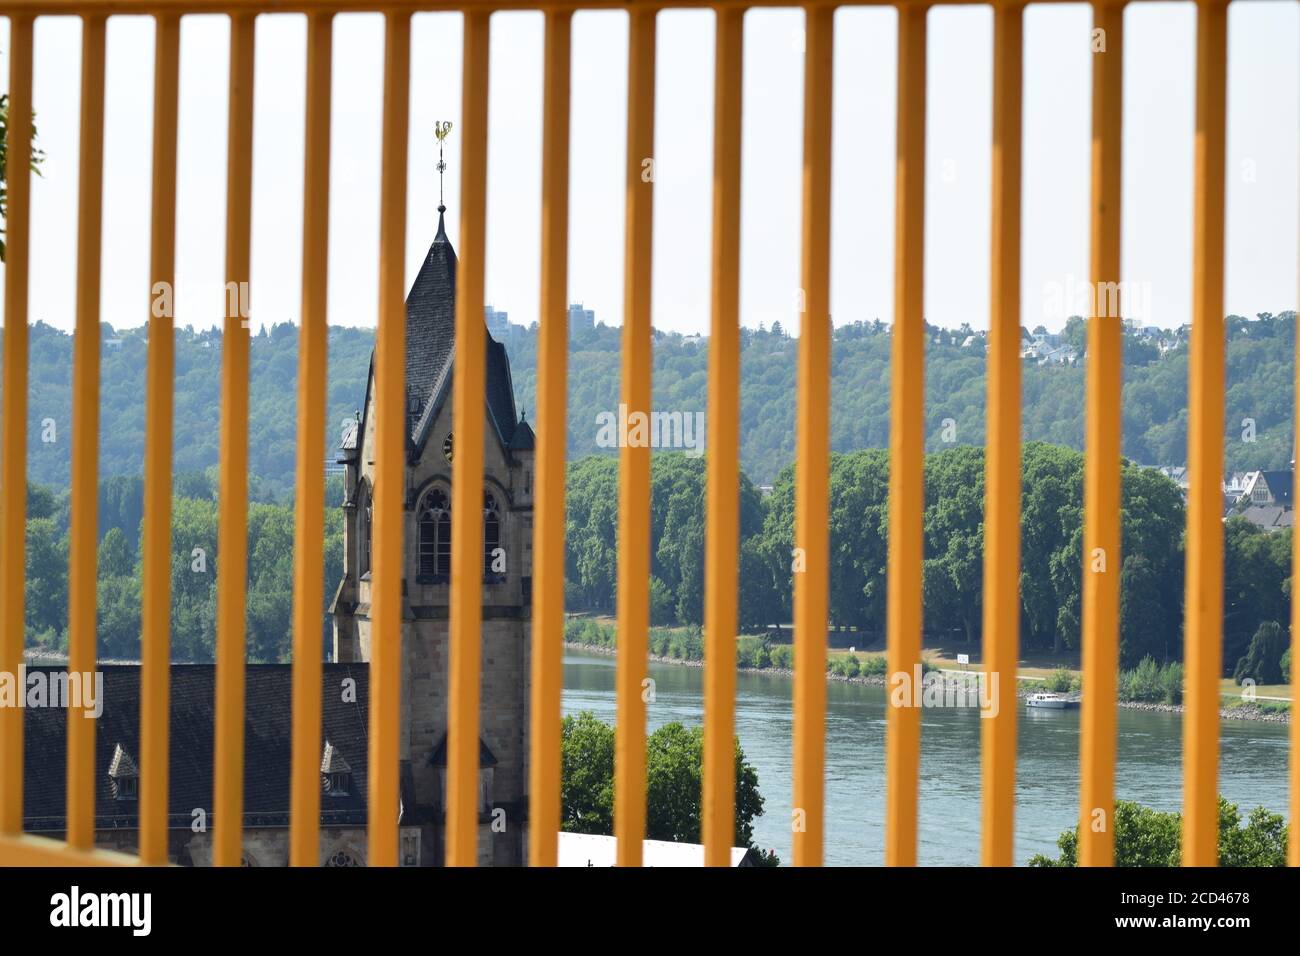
435;203;448;243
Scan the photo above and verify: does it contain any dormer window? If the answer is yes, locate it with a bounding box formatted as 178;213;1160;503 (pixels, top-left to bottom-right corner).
321;741;353;798
108;743;139;802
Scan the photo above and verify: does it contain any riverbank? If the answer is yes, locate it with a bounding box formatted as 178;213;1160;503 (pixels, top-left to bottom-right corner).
564;642;1291;724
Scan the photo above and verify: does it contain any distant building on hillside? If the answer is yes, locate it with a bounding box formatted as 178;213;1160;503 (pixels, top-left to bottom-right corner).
568;303;595;336
1157;465;1189;491
485;305;510;337
1229;465;1295;532
1237;505;1294;531
1240;470;1293;508
1224;471;1251;498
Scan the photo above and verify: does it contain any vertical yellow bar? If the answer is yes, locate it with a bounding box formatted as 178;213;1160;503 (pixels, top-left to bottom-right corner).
1182;0;1227;868
615;5;656;868
67;12;107;852
369;9;410;870
980;0;1023;868
447;8;491;869
1079;0;1123;869
140;11;180;867
0;14;33;839
290;10;333;869
702;5;743;868
214;11;256;868
886;0;927;869
528;7;572;869
792;3;832;869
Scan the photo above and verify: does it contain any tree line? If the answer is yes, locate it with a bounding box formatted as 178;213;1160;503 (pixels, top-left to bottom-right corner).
18;441;1294;679
566;444;1293;674
4;310;1294;492
23;471;343;663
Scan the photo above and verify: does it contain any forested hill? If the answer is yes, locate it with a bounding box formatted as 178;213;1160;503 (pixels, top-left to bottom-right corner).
3;310;1294;492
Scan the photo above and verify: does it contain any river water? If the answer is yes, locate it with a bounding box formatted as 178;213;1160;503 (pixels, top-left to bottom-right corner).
562;649;1292;866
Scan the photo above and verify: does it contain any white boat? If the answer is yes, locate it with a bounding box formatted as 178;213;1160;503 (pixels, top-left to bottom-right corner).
1026;692;1071;710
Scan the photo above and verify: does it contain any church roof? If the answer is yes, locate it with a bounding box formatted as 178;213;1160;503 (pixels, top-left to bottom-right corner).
509;415;535;451
339;417;359;453
402;207;519;455
21;665;374;832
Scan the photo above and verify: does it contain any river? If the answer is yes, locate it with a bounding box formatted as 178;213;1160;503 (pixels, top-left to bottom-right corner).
562;649;1292;866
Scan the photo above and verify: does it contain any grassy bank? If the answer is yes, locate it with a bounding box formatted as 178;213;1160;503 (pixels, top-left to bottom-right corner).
564;617;1290;716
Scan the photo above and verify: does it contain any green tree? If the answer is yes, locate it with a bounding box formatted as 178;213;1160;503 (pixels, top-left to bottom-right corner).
169;495;219;662
923;446;985;644
96;527;141;659
1223;519;1291;667
98;475;145;547
1019;442;1084;652
1218;802;1289;867
247;502;294;662
560;711;615;836
1061;315;1088;357
644;721;765;847
738;535;785;631
0;90;45;261
648;576;676;627
559;711;770;857
827;450;890;630
1119;554;1167;666
1030;797;1288;866
26;481;59;521
97;573;142;660
24;517;67;645
1233;620;1287;686
97;527;135;579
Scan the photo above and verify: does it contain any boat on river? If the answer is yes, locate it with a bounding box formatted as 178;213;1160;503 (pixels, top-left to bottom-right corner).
1026;692;1079;710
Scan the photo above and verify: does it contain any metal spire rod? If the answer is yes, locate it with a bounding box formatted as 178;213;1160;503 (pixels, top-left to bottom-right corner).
435;120;453;210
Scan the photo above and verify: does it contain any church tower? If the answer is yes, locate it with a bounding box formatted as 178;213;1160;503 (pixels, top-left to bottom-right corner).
330;200;534;866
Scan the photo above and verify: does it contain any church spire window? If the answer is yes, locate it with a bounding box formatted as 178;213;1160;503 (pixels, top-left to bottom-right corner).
483;492;502;578
357;481;372;578
418;488;452;579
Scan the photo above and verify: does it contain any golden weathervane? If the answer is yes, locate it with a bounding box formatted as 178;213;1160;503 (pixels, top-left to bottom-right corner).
435;120;453;210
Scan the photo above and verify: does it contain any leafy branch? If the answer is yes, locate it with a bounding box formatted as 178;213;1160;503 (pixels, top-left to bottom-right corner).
0;90;47;262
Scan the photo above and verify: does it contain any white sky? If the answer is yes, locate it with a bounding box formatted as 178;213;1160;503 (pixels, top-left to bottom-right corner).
0;2;1296;338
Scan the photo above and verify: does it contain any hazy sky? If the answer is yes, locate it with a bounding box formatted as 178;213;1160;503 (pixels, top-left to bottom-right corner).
0;3;1295;338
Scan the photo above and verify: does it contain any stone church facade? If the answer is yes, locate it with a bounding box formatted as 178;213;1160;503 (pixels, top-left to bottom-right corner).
330;205;534;866
21;207;531;868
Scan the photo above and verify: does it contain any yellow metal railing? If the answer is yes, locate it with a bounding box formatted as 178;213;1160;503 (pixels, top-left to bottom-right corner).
0;0;1292;869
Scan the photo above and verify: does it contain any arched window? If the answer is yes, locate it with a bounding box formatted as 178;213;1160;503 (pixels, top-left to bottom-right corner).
483;492;501;577
419;488;451;578
357;482;372;578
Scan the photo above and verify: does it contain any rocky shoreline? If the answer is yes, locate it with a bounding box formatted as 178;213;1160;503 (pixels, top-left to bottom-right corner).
564;641;1291;724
